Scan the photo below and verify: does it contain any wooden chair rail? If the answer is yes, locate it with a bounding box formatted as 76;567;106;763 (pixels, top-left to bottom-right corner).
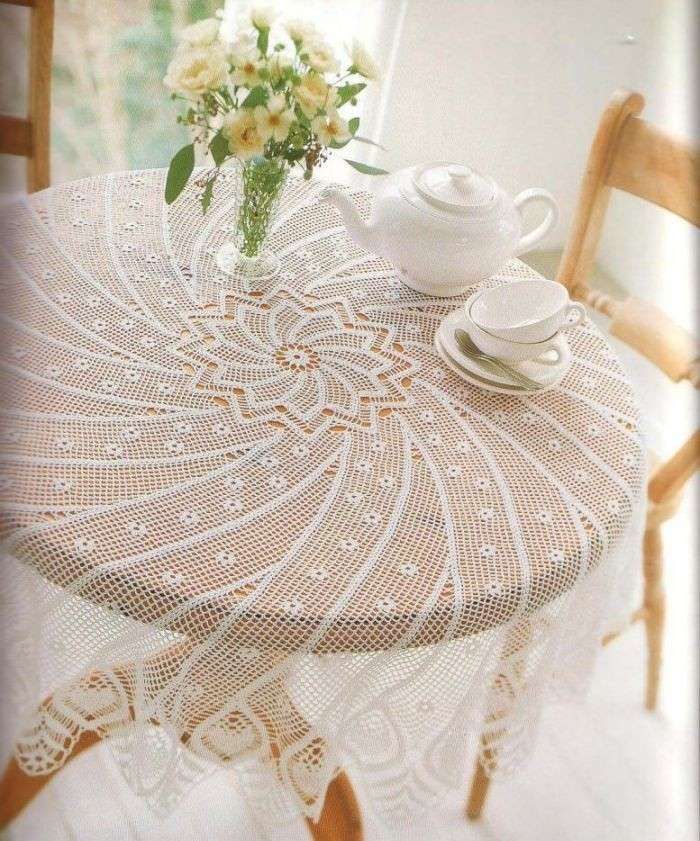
572;286;700;388
578;288;700;384
608;117;700;226
0;115;32;156
0;0;53;192
608;297;699;384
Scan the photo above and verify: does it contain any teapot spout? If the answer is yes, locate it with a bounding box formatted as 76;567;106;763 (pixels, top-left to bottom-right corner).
320;186;381;256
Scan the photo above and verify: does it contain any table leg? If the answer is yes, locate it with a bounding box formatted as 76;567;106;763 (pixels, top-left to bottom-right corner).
0;647;363;840
1;730;362;841
259;682;363;841
305;771;363;841
466;739;495;821
465;619;532;821
0;728;102;828
0;646;187;829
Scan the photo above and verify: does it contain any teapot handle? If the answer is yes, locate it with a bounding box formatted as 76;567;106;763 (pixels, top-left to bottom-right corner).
513;188;558;256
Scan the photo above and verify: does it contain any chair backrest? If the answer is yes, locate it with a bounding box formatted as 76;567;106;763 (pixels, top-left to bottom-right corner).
556;89;700;507
0;0;54;192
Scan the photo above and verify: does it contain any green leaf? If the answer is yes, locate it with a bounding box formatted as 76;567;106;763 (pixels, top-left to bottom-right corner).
209;130;229;166
165;143;195;205
283;147;306;163
242;86;268;108
201;179;215;214
343;158;389;176
353;134;387;151
336;83;366;106
256;27;269;54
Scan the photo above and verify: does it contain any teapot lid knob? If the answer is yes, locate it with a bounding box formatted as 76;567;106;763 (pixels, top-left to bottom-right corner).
448;165;471;180
447;165;475;192
413;161;495;213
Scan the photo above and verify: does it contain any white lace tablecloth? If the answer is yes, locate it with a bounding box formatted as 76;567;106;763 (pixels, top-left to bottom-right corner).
0;169;646;833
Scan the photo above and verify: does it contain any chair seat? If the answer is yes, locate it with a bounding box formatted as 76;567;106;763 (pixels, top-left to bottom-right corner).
587;310;694;532
588;310;698;458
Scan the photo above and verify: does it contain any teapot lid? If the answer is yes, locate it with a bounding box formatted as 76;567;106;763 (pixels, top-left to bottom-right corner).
412;162;496;213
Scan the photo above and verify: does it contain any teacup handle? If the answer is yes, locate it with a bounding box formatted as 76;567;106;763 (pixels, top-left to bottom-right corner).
513;188;559;256
561;301;586;329
536;341;571;367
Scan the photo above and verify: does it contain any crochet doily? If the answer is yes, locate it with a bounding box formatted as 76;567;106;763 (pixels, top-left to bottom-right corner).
0;169;646;833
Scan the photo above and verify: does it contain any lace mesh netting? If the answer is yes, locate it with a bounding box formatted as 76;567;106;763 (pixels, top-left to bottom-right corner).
0;169;646;832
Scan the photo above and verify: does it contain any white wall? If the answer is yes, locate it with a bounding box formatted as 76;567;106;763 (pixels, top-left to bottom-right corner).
368;0;697;323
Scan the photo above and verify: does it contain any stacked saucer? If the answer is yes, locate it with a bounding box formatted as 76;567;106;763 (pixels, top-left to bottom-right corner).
435;278;584;394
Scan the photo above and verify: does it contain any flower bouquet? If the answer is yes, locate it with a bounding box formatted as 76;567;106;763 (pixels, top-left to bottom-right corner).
163;5;385;276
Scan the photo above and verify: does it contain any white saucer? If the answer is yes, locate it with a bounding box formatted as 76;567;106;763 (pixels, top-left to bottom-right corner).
435;308;572;394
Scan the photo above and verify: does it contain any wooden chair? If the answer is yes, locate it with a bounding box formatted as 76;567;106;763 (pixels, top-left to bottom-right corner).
466;89;700;821
0;0;54;192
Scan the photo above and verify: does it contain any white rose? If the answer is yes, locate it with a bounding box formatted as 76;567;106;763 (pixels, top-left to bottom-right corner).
163;45;229;96
250;4;276;29
229;31;258;66
303;39;339;74
254;93;294;142
312;109;351;146
350;38;380;81
284;18;319;45
294;72;334;118
178;17;221;47
231;55;263;87
222;110;266;160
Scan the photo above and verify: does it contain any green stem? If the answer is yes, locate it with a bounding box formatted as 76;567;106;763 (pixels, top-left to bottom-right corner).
238;158;288;257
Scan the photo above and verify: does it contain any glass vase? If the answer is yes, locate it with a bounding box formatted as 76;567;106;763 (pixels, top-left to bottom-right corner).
216;157;288;281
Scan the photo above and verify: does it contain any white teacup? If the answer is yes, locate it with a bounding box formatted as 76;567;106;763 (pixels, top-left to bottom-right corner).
469;278;586;344
465;310;569;365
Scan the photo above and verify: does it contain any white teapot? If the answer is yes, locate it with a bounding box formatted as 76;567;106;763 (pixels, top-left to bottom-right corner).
321;162;558;297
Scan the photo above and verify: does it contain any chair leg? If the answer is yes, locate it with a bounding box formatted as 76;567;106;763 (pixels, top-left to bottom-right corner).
0;729;102;829
642;525;665;711
466;753;492;821
306;771;363;841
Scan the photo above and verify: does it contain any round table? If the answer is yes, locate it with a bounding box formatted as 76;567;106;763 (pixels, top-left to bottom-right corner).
0;169;646;834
